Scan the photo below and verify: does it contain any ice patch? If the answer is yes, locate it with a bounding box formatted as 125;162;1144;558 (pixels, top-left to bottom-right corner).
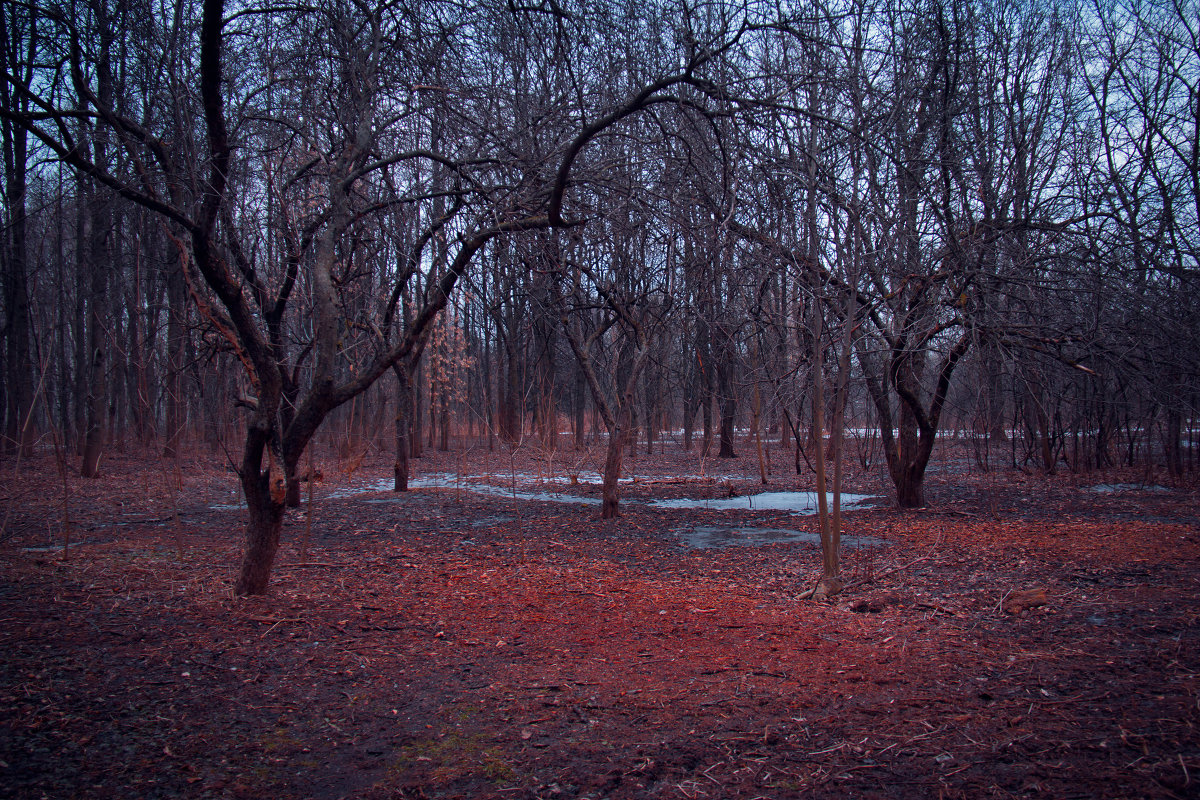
650;491;882;513
1086;483;1171;494
211;473;883;516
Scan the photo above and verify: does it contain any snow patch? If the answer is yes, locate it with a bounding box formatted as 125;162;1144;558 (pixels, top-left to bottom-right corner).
1085;483;1171;494
650;491;882;513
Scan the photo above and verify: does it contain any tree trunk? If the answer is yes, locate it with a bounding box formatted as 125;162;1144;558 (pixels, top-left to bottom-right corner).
437;388;450;451
1165;407;1183;477
71;197;89;452
810;306;841;597
601;418;626;519
644;366;657;456
162;262;186;457
859;346;937;510
2;129;35;457
411;358;423;458
126;253;150;444
573;364;585;449
752;378;767;484
718;394;737;458
500;340;521;444
715;338;737;457
484;322;496;451
1021;376;1055;473
894;465;926;508
393;361;413;490
77;8;115;473
781;407;803;475
533;278;558;450
682;395;694;451
284;449;303;507
1;6;36;458
234;455;287;596
79;225;109;478
282;385;303;507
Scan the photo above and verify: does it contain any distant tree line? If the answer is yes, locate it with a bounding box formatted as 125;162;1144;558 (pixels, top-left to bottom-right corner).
2;0;1196;591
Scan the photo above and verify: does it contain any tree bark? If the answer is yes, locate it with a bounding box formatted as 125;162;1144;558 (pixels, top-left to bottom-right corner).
233;424;287;595
1;108;34;457
600;416;627;519
393;360;413;490
79;212;110;477
717;359;737;458
1165;407;1183;477
573;363;585;449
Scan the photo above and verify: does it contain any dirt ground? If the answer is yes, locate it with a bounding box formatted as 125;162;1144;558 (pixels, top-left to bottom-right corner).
2;440;1199;799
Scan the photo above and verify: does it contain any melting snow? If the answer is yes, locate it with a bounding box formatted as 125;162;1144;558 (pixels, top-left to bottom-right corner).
213;472;884;516
650;491;882;513
1086;483;1171;493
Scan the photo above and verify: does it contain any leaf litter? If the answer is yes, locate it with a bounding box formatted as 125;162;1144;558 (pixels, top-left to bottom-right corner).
1;446;1198;799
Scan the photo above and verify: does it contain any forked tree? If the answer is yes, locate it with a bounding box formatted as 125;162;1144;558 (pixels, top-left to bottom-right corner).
3;0;761;592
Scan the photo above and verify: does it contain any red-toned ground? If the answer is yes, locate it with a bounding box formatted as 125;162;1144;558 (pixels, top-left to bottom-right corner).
1;441;1199;799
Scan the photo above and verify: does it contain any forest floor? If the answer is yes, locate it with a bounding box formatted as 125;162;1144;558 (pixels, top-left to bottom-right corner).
2;438;1200;799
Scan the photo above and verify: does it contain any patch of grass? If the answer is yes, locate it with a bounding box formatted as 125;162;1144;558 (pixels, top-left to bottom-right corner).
391;731;516;785
261;726;305;754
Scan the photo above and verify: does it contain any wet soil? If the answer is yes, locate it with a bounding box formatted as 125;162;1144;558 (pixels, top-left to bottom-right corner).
2;442;1199;799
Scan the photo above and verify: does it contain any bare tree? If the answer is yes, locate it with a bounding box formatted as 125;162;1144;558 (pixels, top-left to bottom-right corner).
0;0;37;457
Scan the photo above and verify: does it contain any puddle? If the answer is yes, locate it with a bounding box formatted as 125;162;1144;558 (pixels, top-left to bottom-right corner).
679;525;889;549
210;474;883;517
1086;483;1171;493
338;474;602;506
650;491;882;513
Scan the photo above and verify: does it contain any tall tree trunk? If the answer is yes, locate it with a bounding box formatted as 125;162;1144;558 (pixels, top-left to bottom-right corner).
163;259;186;457
573;363;585;449
393;364;413;490
2;122;34;457
500;339;521;444
77;0;117;475
829;299;854;584
281;383;303;506
1021;372;1054;473
682;394;694;452
71;182;89;453
601;414;627;519
1165;406;1183;477
411;358;423;458
126;248;150;444
79;205;110;478
1;0;36;458
483;316;496;451
437;386;449;451
534;276;558;450
698;318;713;457
811;309;839;596
751;373;767;484
643;360;660;456
717;362;737;459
